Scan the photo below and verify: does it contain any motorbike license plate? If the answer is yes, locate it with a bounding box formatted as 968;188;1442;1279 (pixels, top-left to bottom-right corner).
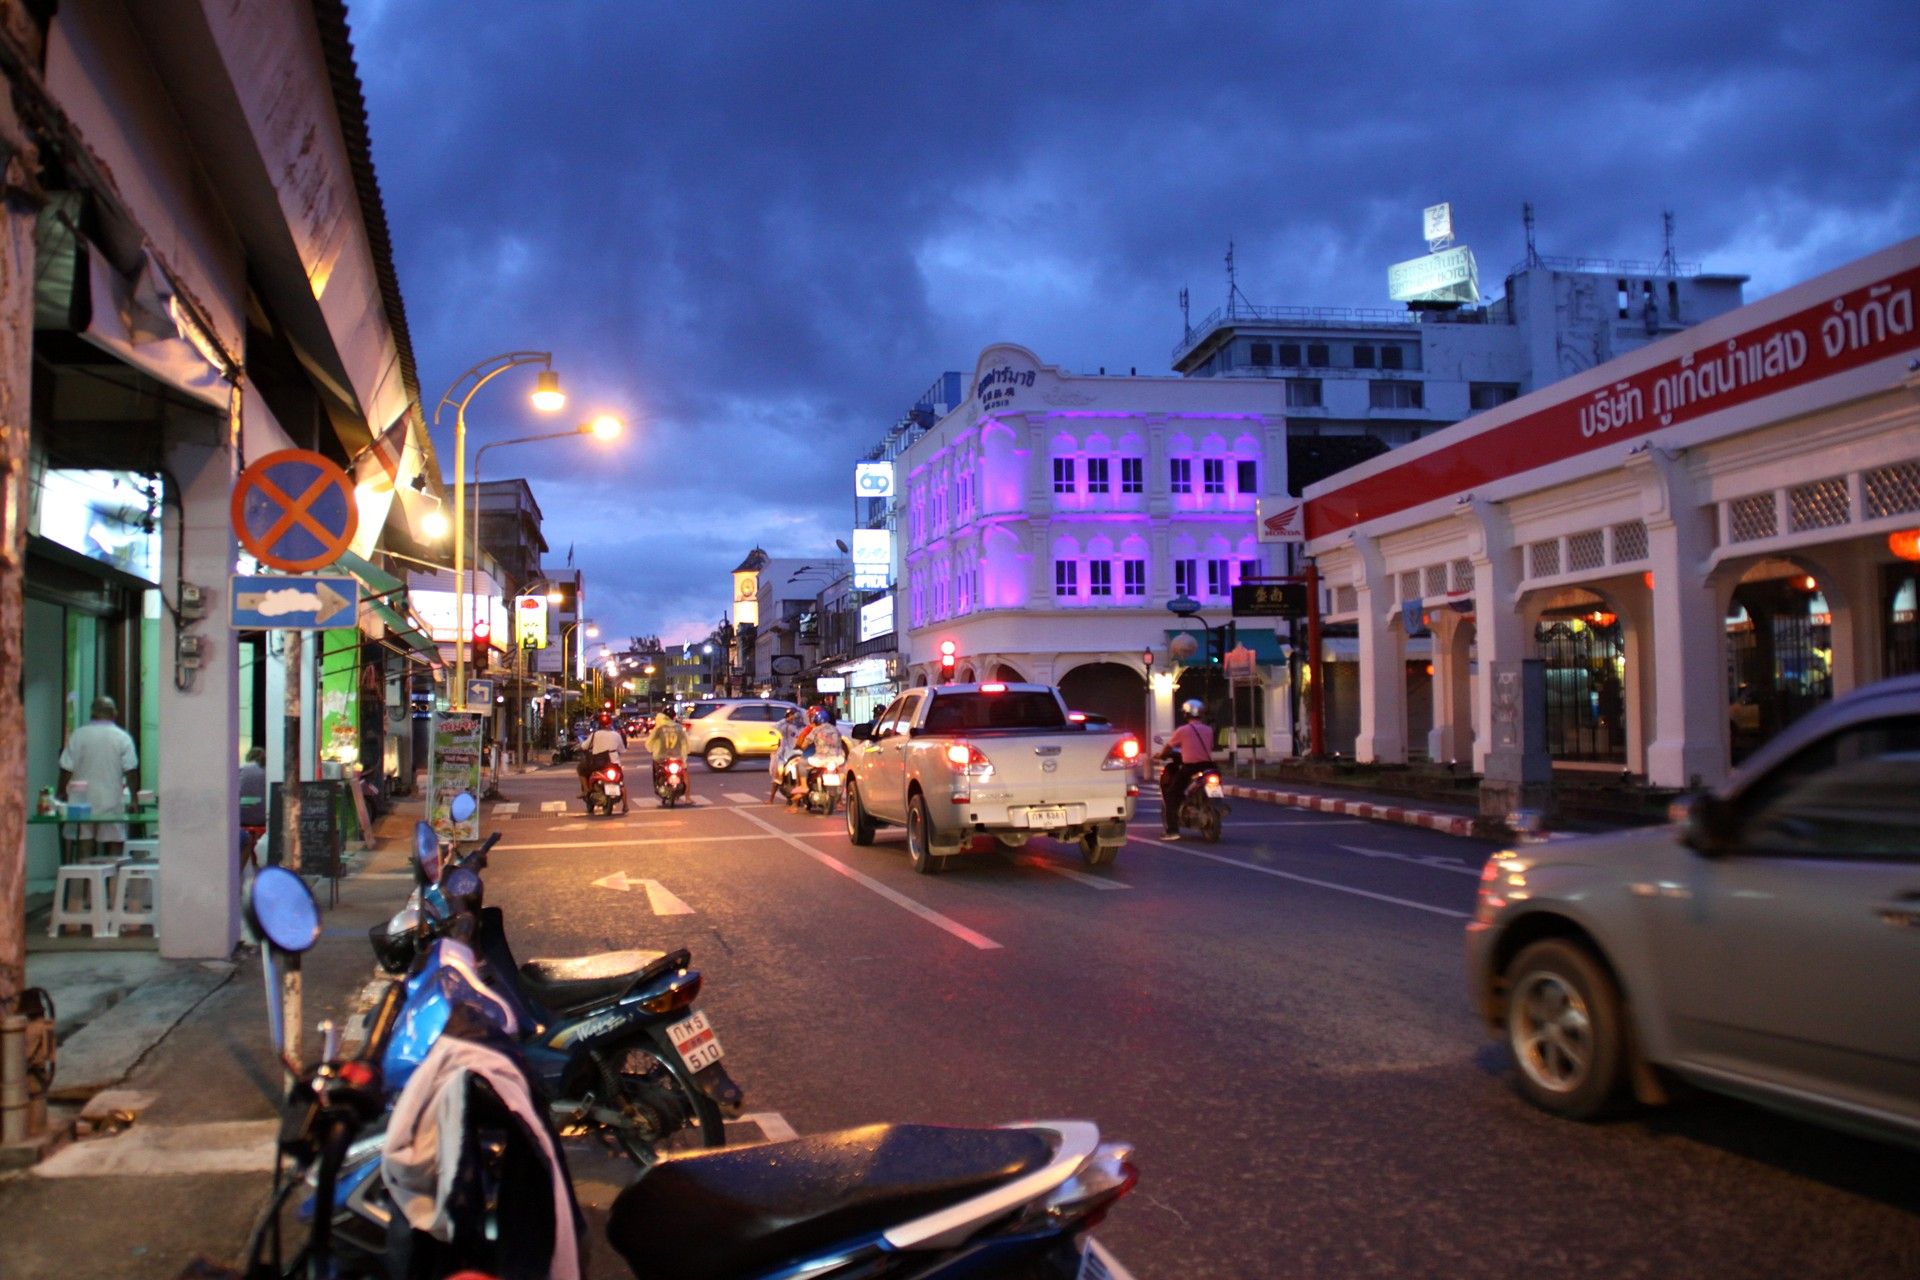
1203;779;1224;799
667;1010;724;1072
604;782;622;797
821;771;841;785
1026;806;1068;827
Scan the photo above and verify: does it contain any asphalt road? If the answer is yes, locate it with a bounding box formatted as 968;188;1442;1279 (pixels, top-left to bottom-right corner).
487;759;1920;1280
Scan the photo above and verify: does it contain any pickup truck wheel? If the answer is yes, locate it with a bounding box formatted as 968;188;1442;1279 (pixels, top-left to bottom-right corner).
845;780;877;845
906;794;942;874
703;741;736;771
1504;939;1626;1119
1080;832;1118;867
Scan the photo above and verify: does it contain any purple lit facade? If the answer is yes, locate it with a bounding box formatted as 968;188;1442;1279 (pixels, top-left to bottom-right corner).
900;344;1292;745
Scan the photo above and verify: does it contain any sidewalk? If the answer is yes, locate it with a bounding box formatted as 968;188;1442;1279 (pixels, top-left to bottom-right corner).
0;794;432;1279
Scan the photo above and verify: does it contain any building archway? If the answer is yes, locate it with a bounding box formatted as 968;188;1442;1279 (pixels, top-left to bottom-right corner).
1725;557;1835;762
1057;662;1147;739
990;662;1026;683
1524;586;1631;766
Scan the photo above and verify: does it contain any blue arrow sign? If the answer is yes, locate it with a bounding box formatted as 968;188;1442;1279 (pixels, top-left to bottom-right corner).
229;574;360;629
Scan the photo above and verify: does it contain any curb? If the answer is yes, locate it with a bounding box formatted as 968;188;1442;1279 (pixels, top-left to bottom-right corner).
1221;783;1479;838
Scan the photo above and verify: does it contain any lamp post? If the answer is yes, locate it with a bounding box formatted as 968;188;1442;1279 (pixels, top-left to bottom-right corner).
467;414;623;668
436;351;566;701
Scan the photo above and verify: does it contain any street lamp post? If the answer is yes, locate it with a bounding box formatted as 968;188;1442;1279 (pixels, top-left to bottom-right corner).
436;351;566;702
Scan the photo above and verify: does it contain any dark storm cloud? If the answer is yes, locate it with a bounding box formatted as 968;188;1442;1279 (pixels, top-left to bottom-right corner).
348;0;1920;643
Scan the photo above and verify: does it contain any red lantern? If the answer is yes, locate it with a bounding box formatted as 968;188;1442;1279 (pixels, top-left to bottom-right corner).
1890;529;1920;562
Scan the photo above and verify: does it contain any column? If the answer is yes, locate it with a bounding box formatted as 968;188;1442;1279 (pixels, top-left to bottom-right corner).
1459;500;1529;779
1632;446;1727;790
1426;610;1473;765
1266;660;1296;756
1818;552;1881;695
0;93;34;1006
158;414;241;959
1352;536;1407;763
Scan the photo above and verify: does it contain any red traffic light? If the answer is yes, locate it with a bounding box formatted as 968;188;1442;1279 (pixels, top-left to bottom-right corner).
472;619;491;643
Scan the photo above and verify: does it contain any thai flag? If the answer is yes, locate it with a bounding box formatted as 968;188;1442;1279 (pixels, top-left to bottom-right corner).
352;411;411;492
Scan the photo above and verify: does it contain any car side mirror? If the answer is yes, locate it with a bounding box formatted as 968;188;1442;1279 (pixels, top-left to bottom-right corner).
850;722;874;741
1672;793;1735;854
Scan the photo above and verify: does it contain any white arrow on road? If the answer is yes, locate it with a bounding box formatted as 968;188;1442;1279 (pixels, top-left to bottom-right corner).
236;580;354;625
591;872;695;914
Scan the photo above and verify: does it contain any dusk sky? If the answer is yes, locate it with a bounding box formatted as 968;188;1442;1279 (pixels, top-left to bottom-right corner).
349;1;1920;652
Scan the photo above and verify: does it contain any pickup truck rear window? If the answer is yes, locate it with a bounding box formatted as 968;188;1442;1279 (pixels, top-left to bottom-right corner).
922;692;1067;733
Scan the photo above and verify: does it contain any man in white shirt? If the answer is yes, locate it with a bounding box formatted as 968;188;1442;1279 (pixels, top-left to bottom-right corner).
577;712;626;796
59;696;140;855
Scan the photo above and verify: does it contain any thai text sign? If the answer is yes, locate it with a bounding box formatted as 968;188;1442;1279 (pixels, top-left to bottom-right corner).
1310;261;1920;539
428;711;485;842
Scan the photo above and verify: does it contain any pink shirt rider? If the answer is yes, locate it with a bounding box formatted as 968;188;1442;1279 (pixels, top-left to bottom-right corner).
1166;720;1215;764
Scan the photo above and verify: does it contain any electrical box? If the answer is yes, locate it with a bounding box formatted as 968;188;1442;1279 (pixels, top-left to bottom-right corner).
179;582;207;620
176;633;205;669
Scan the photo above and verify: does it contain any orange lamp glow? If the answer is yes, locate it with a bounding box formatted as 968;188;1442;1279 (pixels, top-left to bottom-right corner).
1643;571;1655;591
1889;529;1920;562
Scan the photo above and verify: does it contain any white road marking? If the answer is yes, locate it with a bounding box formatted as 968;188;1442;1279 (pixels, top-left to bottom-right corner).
734;809;1002;950
593;871;635;892
357;872;416;881
1337;844;1483;877
34;1120;280;1177
505;834;783;851
722;791;764;805
591;872;696;914
1134;836;1471;919
493;802;521;817
1126;819;1361;830
540;800;568;813
1017;855;1131;890
745;1111;798;1142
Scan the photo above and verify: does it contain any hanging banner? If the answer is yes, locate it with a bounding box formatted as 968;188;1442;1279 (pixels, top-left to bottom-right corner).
427;710;485;842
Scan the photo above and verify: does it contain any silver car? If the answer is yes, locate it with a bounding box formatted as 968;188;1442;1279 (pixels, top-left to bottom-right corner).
680;698;805;771
1465;674;1920;1150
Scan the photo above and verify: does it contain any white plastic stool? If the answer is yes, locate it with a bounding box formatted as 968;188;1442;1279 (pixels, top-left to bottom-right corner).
122;838;160;862
112;862;160;936
49;862;118;938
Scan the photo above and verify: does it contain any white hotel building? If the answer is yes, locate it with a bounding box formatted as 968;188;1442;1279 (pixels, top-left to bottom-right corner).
899;344;1290;744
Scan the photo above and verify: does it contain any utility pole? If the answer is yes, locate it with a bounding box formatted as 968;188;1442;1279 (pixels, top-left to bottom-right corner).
0;84;36;1008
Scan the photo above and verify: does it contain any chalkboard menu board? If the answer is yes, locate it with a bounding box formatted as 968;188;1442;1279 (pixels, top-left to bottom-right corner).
268;780;346;877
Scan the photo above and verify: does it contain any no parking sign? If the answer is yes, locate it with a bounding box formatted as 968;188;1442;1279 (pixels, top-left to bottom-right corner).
229;449;358;572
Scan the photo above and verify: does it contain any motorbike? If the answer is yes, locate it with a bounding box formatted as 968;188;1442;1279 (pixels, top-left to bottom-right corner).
586;757;629;816
653;756;689;808
1164;761;1229;842
802;752;845;815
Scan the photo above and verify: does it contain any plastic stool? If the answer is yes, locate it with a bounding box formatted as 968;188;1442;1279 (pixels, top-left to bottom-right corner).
123;838;160;861
112;862;159;936
49;863;118;938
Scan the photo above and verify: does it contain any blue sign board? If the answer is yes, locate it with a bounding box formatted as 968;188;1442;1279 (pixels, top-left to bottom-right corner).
464;678;496;714
229;574;359;629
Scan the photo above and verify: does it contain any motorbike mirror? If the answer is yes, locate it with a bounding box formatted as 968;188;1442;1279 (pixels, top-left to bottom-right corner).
248;866;321;954
448;791;477;824
443;866;481;902
413;820;441;884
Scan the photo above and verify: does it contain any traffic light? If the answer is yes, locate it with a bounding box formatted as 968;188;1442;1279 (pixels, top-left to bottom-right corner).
471;618;491;672
938;639;957;682
1205;626;1222;666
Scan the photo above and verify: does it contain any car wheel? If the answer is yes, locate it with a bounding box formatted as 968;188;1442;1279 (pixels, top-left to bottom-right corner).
1080;832;1117;867
1505;939;1626;1119
704;741;735;771
906;793;940;874
845;780;877;846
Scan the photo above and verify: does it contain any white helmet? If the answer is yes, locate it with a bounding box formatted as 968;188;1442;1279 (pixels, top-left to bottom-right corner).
1181;698;1206;719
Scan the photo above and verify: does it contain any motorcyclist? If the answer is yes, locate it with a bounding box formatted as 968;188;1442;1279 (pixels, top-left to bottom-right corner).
578;711;626;798
1156;699;1215;840
769;707;804;803
791;708;847;810
645;711;689;799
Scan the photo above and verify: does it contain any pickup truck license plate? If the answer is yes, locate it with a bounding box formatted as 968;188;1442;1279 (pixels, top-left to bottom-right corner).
1026;806;1068;827
667;1010;724;1072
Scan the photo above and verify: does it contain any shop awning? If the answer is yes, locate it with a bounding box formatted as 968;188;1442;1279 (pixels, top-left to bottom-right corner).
338;550;439;663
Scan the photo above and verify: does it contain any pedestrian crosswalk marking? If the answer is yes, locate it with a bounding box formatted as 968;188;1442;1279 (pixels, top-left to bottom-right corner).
493;802;521;817
540;800;568;813
722;791;763;805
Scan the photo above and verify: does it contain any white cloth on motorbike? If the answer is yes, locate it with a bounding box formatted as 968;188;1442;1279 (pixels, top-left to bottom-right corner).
381;1036;579;1280
427;937;519;1035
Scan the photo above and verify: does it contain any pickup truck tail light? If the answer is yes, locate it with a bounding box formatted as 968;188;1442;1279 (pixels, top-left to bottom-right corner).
943;742;995;778
1101;736;1143;770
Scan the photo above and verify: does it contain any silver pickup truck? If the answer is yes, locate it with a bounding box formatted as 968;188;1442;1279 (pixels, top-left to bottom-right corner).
842;682;1141;872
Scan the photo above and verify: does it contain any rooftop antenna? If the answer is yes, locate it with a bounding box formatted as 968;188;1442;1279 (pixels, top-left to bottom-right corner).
1522;202;1541;269
1659;209;1678;276
1225;240;1257;317
1179;286;1191;341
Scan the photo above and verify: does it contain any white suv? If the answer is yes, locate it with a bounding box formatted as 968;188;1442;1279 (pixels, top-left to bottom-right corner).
681;699;805;771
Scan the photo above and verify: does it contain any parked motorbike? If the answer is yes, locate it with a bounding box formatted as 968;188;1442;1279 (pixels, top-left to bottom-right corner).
587;758;629;816
653;757;689;808
1162;762;1228;842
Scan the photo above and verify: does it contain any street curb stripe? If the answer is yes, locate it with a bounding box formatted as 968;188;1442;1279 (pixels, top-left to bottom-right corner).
1221;783;1477;837
732;808;1002;950
1133;835;1472;919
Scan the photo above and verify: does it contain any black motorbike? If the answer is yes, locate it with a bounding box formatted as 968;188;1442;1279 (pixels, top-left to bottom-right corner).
1164;760;1229;842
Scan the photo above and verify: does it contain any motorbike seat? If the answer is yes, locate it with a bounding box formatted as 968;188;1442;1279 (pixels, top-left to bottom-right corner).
517;950;667;1011
607;1122;1052;1280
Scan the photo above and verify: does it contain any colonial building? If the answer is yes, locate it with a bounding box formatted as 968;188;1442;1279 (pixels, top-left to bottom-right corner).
899;344;1289;745
1303;237;1920;811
